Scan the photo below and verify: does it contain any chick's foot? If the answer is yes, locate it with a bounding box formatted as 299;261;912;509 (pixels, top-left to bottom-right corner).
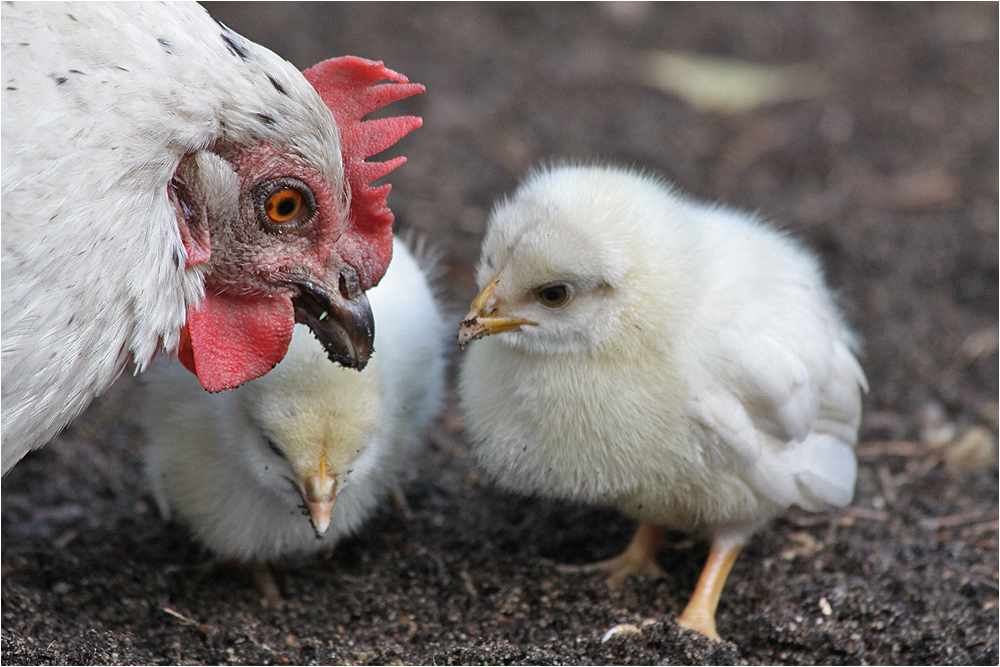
558;522;665;588
675;537;744;641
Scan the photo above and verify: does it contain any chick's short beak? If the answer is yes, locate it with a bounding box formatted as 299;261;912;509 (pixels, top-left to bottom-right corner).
458;278;536;345
299;459;337;537
289;266;374;371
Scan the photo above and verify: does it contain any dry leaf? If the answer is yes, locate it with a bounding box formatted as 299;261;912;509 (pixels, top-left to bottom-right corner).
961;329;999;362
944;426;998;472
643;51;831;114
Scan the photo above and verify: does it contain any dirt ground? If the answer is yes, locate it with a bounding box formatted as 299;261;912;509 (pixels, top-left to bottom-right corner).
2;3;997;665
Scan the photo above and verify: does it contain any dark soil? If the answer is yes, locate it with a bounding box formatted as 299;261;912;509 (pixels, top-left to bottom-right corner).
3;3;997;665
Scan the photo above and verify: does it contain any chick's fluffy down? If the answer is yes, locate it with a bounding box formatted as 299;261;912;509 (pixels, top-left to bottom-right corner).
143;238;448;562
460;164;866;538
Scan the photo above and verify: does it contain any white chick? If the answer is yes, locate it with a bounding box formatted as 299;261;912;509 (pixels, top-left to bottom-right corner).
143;237;447;591
458;164;867;640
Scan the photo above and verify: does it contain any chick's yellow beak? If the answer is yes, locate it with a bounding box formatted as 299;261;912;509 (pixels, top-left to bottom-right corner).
300;457;336;537
458;278;536;345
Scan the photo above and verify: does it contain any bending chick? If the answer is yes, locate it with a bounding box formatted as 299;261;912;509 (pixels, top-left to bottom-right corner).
143;238;447;594
458;164;866;640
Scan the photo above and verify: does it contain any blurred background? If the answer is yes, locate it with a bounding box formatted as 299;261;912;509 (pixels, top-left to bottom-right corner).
3;3;997;664
206;2;997;424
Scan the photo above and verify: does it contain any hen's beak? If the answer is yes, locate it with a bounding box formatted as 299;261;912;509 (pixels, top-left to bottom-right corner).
299;458;337;537
290;266;374;370
458;278;536;345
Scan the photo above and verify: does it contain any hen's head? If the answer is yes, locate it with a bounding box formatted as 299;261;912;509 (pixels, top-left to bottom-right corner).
173;55;423;392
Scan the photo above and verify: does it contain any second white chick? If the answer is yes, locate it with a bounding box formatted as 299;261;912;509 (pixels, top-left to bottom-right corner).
458;164;867;640
143;238;447;588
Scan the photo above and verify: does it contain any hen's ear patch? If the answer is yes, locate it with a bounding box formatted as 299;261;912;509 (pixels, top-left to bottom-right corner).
302;57;424;236
170;154;212;268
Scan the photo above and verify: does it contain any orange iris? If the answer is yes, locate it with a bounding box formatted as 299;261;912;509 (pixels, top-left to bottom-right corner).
264;188;304;223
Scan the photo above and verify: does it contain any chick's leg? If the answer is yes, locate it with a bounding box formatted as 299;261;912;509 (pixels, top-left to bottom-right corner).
559;522;664;588
248;561;284;606
676;536;744;641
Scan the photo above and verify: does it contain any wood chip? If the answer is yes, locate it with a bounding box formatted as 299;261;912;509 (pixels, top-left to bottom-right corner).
877;466;899;506
601;623;642;643
781;532;825;560
819;597;833;616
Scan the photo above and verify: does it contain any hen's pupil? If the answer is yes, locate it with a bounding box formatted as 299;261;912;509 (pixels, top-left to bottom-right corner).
276;196;296;217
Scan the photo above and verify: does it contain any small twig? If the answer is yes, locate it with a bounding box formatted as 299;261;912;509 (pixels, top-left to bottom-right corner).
966;519;1000;534
461;570;479;599
782;513;831;528
845;507;891;522
856;441;924;458
972;574;1000;591
919;511;998;531
52;530;79;550
162;607;209;631
913;451;944;477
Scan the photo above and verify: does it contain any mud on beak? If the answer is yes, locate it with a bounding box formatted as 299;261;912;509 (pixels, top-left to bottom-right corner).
290;266;374;370
457;278;536;345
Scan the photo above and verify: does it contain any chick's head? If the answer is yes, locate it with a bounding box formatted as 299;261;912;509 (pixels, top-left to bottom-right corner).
460;164;689;356
241;325;382;536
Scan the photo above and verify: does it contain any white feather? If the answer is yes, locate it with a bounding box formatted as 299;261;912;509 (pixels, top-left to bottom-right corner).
142;238;447;562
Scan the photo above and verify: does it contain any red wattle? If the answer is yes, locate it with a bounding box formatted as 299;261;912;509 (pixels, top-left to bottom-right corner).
177;325;197;375
184;290;295;392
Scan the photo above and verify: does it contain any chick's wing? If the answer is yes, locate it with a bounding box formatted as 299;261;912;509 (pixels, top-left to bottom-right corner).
684;284;866;511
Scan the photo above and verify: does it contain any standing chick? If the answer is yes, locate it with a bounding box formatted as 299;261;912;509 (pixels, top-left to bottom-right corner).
458;164;866;640
143;238;447;592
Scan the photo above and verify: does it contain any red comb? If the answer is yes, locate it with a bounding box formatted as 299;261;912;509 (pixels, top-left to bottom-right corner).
303;57;424;236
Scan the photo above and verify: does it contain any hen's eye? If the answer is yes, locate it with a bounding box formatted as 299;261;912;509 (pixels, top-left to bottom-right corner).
536;283;572;308
265;188;303;222
254;179;316;232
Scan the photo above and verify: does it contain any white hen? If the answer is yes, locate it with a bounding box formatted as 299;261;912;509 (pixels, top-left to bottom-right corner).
142;238;447;585
2;2;423;474
458;164;867;640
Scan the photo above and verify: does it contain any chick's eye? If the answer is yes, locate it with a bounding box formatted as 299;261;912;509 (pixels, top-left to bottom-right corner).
267;438;287;460
536;283;572;308
254;179;316;232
